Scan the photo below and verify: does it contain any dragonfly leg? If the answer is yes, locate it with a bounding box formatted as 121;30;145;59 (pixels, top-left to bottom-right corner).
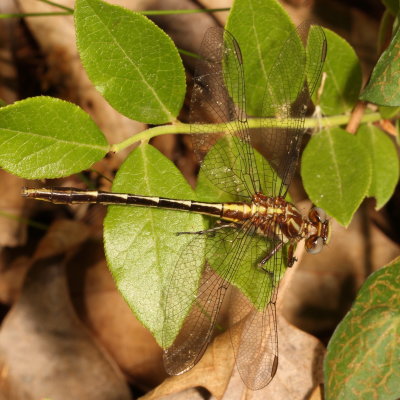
258;241;283;271
176;221;237;236
287;243;297;267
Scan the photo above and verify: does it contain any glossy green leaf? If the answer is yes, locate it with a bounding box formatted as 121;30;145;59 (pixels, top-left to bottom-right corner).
75;0;186;124
324;258;400;400
196;137;287;310
315;28;362;115
360;26;400;106
0;96;108;179
226;0;298;116
104;144;204;345
301;127;371;226
357;124;399;209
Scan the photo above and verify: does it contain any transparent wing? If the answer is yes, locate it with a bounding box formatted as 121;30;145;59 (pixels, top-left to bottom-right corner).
162;218;285;389
257;23;327;197
162;221;256;375
229;233;284;389
190;27;261;199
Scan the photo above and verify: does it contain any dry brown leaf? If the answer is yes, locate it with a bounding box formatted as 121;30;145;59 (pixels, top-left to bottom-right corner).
33;219;91;260
0;171;26;247
0;220;90;305
0;0;19;104
0;222;131;400
141;330;234;400
141;312;323;399
68;244;166;390
284;204;400;337
0;255;30;305
308;384;324;400
379;119;398;137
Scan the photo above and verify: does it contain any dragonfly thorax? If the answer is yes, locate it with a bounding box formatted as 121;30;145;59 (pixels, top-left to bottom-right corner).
250;193;305;241
247;193;330;255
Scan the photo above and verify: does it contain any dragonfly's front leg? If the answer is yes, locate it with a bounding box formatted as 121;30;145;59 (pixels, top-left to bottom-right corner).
258;241;283;271
176;221;238;236
287;243;297;267
258;241;297;271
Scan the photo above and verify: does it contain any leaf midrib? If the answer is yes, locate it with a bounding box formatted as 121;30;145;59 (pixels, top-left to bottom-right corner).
86;0;174;121
0;127;108;151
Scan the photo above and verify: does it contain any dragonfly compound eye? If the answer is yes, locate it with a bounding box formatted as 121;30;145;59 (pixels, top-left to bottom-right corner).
305;235;324;254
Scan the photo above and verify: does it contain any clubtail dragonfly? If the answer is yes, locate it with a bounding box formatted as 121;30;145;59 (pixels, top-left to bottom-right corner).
22;25;328;389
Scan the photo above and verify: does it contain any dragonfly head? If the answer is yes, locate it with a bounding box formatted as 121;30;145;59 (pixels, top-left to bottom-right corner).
305;207;331;255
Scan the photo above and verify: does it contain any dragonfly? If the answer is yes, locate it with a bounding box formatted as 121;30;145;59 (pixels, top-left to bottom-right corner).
22;24;328;390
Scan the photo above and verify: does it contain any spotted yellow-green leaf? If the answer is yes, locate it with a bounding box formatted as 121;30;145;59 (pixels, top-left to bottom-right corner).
360;25;400;106
0;96;108;179
324;258;400;400
301;127;371;226
75;0;185;124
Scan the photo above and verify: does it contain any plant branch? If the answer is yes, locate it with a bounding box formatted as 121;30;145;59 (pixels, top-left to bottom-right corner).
38;0;74;12
110;112;382;153
139;8;230;15
0;6;229;18
0;11;71;18
346;101;368;134
0;209;47;230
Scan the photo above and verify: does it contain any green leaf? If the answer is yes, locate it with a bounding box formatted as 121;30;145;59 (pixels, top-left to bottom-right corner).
0;98;6;107
226;0;297;116
315;28;362;115
75;0;186;124
357;124;399;209
324;258;400;400
104;144;204;345
0;96;108;179
360;26;400;106
379;105;400;118
301;127;371;226
196;137;287;310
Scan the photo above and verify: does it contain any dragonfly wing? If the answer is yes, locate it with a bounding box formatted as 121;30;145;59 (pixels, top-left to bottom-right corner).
257;23;327;197
190;27;262;199
232;297;278;389
162;221;257;375
229;227;284;389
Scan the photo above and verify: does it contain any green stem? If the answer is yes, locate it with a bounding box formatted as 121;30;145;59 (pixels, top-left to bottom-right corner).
139;8;230;15
38;0;74;12
0;7;228;18
0;210;47;230
110;112;382;153
178;48;201;59
0;11;71;18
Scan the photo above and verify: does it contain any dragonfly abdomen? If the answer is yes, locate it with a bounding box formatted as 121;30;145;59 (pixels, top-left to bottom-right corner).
22;187;250;220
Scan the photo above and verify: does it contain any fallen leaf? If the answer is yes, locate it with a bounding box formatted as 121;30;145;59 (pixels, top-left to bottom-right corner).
142;309;324;399
68;242;167;390
0;223;132;399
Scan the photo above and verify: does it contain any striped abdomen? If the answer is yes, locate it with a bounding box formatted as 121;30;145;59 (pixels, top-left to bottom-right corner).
22;187;252;222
